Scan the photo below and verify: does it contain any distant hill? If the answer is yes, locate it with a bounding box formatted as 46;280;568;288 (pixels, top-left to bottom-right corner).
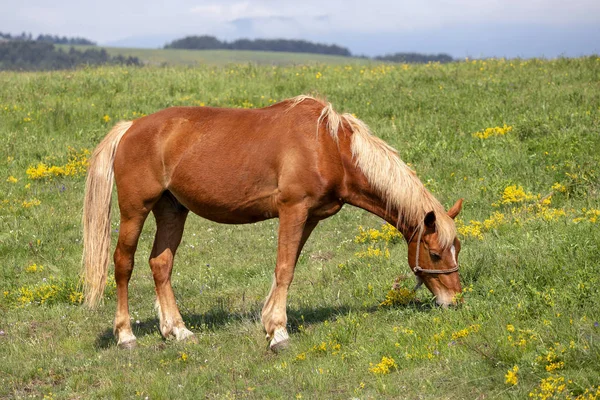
165;35;351;57
58;45;364;66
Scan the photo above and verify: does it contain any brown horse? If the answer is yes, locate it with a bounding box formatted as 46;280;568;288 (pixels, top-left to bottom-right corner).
82;95;463;351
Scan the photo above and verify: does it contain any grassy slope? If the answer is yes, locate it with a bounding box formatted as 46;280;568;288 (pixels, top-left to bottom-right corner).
0;59;599;399
58;44;365;66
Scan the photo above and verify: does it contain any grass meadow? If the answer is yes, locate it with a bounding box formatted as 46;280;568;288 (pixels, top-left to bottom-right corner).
1;57;599;399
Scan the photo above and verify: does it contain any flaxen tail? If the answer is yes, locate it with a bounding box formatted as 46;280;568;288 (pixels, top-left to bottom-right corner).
82;121;132;308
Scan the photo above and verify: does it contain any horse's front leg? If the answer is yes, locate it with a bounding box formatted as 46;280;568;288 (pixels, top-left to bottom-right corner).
262;206;318;352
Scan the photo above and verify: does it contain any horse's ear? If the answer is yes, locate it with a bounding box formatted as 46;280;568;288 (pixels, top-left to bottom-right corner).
448;199;463;219
424;211;436;229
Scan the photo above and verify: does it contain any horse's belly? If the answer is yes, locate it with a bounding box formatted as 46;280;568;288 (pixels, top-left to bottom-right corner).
168;184;279;224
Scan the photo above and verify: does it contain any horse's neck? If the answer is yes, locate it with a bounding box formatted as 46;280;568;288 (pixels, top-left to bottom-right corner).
338;145;412;238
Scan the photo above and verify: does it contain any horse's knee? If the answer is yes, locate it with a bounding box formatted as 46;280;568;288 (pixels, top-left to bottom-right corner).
149;251;173;284
114;247;135;281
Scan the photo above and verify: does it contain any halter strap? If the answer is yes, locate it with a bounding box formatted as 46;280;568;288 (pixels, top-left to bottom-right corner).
406;224;459;275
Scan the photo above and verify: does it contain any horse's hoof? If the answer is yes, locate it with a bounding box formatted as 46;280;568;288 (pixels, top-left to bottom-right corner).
269;328;289;353
173;327;197;343
118;339;137;350
181;333;198;344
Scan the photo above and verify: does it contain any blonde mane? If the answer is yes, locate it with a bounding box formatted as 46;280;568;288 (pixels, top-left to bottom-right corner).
287;95;456;248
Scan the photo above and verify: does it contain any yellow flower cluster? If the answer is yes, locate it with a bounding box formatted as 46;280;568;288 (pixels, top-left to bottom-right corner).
529;375;600;400
457;221;484;240
380;288;416;307
451;324;480;340
354;223;399;262
6;176;18;183
355;223;402;244
501;185;537;204
355;246;390;259
551;182;567;193
3;279;84;307
574;387;600;400
25;263;44;273
573;209;600;224
26;147;89;180
457;211;506;240
505;365;519;385
535;203;567;221
535;343;567;376
458;180;599;240
529;376;567;399
369;356;397;374
473;124;513;139
22;198;41;208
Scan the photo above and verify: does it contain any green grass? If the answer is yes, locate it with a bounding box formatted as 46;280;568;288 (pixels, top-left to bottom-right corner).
57;45;366;66
1;58;600;399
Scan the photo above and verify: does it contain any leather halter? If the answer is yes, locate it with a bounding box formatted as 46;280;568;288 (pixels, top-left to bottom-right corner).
406;225;459;275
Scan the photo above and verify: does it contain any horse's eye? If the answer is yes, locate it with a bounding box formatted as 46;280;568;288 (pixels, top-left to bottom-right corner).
429;252;441;262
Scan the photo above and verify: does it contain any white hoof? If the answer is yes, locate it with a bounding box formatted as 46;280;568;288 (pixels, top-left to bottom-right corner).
117;332;137;349
173;326;196;343
269;328;289;352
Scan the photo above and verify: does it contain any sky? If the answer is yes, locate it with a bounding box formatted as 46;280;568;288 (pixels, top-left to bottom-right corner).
2;0;600;58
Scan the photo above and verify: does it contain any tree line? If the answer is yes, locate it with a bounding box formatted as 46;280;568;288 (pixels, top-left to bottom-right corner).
375;52;454;63
165;35;453;63
165;35;352;56
0;41;140;71
0;31;95;45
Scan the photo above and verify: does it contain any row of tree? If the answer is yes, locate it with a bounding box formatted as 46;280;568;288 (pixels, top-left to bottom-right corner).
0;41;140;71
0;31;95;45
165;35;453;63
165;35;352;56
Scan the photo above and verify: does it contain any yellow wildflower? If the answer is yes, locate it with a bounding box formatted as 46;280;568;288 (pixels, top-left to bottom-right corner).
22;199;41;208
381;288;416;307
25;263;44;273
501;185;536;204
504;365;518;385
551;182;567;193
473;124;513;139
369;356;397;374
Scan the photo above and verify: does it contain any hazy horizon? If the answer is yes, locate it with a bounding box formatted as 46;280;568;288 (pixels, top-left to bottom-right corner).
2;0;599;59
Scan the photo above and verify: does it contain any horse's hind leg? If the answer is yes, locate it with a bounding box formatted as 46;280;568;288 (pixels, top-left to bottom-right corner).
149;192;194;342
114;211;149;348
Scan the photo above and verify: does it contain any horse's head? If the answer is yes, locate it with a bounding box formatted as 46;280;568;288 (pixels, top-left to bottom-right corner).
407;199;463;307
